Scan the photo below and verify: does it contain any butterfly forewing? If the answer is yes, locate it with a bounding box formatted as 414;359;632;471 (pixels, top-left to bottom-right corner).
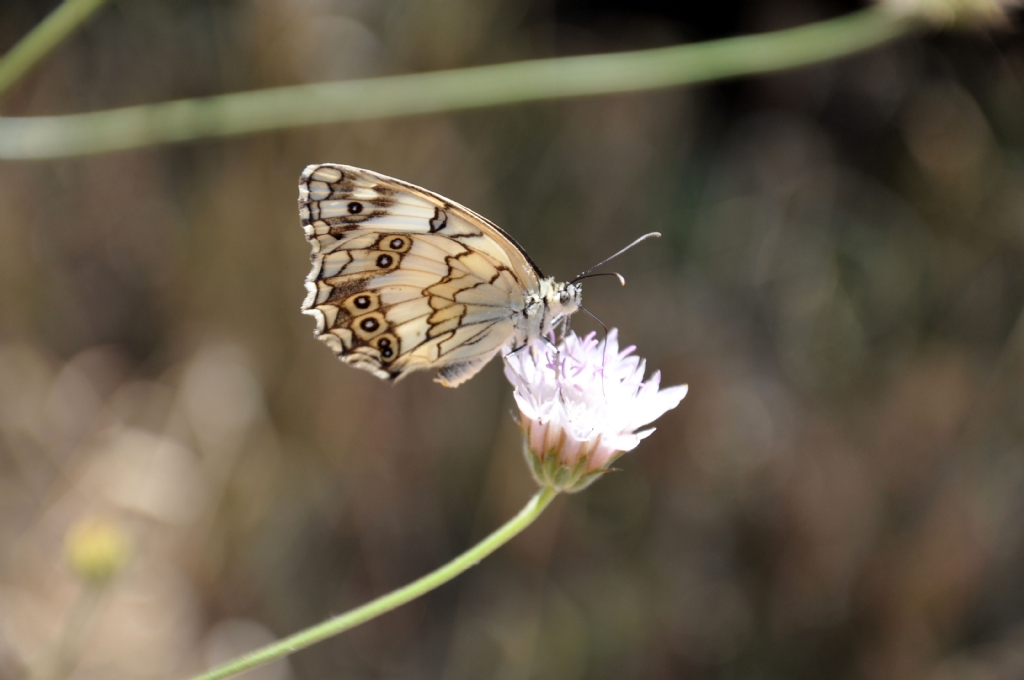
299;163;543;386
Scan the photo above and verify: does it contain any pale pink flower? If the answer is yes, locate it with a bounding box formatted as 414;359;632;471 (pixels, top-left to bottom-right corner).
503;329;688;493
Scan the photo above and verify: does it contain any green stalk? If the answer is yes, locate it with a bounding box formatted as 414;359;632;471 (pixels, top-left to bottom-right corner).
0;7;920;160
186;486;559;680
0;0;110;97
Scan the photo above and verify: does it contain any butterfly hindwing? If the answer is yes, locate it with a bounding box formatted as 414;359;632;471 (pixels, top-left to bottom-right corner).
299;164;536;386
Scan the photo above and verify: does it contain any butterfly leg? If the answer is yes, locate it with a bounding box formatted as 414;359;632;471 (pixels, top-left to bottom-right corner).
503;336;540;357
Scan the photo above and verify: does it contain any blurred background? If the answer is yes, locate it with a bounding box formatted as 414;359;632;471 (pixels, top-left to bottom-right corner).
2;1;1024;678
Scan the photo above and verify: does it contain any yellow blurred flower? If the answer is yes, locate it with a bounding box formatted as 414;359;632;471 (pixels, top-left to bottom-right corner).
64;518;130;584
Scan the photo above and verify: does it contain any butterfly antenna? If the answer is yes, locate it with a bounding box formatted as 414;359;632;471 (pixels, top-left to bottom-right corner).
571;232;661;283
573;271;626;286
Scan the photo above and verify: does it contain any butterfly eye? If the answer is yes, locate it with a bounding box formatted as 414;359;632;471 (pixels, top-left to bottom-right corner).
347;202;363;215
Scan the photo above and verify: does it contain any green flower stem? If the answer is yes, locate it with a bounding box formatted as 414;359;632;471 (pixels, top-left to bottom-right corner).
0;7;919;160
0;0;110;98
186;486;559;680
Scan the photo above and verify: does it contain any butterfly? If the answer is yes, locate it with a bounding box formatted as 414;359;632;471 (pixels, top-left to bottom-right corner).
298;164;584;387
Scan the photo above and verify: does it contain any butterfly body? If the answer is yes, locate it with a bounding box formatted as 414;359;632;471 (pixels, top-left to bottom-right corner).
299;164;581;387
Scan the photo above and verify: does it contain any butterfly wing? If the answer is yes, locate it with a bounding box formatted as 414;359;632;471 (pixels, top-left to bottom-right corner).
299;163;541;387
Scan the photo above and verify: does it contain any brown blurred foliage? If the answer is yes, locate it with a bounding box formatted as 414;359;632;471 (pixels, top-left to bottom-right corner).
2;1;1024;679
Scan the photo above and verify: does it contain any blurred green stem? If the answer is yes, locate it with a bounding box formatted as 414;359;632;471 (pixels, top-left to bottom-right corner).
186;486;559;680
0;7;919;160
0;0;110;98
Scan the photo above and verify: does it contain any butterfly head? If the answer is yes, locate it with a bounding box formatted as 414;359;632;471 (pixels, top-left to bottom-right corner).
538;278;582;334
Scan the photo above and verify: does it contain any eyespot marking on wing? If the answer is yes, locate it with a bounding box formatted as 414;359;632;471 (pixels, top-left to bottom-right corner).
375;333;399;362
344;291;379;315
378;234;412;253
352;312;386;340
